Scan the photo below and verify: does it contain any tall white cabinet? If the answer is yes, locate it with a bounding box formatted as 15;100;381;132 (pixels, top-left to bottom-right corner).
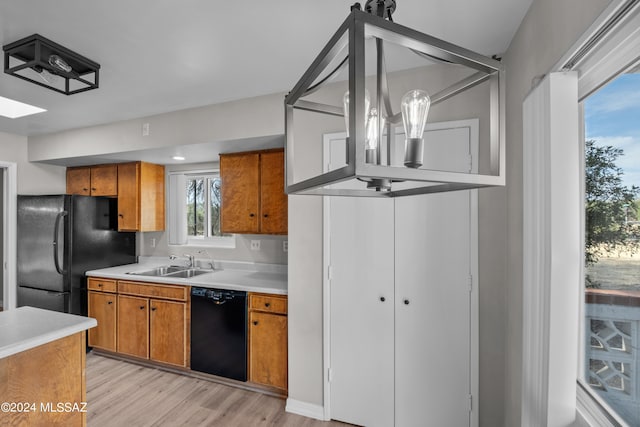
325;120;478;427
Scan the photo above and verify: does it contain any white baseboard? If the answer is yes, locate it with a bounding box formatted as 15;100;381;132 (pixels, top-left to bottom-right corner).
285;398;327;421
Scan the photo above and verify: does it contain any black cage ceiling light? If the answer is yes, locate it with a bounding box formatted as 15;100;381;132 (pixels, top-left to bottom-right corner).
284;0;505;197
3;34;100;95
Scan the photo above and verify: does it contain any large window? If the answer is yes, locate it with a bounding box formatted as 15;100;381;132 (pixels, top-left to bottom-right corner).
583;72;640;426
186;174;223;238
168;170;234;248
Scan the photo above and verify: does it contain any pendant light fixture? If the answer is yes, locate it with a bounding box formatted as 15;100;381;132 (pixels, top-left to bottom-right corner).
284;0;505;197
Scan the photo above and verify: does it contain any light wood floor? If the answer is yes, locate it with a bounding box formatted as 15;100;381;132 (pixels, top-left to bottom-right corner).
86;353;351;426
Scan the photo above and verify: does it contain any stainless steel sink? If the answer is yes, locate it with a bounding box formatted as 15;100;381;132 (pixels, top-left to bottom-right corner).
126;265;214;278
162;269;213;278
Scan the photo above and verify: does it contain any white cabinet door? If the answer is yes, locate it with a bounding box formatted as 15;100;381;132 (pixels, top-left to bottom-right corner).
327;133;395;427
395;191;471;427
329;196;395;427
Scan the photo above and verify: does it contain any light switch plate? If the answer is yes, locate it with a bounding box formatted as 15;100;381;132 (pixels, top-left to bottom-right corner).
283;241;288;252
250;240;261;251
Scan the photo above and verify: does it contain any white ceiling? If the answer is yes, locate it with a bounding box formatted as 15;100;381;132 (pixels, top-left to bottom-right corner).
0;0;532;162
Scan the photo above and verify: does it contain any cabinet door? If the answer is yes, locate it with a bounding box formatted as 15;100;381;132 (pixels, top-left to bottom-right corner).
149;299;188;367
117;162;140;231
249;311;287;390
259;150;287;234
220;153;260;233
90;164;118;196
329;197;395;427
66;167;91;195
88;291;117;351
117;295;149;359
138;162;165;232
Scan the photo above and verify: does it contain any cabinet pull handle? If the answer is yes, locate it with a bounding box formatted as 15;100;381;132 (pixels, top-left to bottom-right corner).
98;283;103;287
404;299;410;305
139;306;145;310
249;213;255;217
263;214;268;218
380;297;386;302
107;301;113;305
83;188;89;191
265;302;271;308
118;214;124;218
253;321;258;326
91;187;97;191
151;307;157;311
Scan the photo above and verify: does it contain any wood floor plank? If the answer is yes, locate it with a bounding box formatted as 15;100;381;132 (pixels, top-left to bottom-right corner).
86;352;353;426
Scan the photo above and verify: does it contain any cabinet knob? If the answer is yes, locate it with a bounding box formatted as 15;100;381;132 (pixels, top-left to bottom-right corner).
253;321;258;326
265;302;271;308
83;188;89;191
380;297;386;302
404;299;410;305
91;188;97;191
249;213;255;217
151;307;157;311
263;214;269;218
139;306;145;310
118;214;124;218
107;301;113;305
98;283;103;287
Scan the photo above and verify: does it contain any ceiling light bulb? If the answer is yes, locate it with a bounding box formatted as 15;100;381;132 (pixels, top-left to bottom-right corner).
401;89;431;168
343;89;370;138
48;55;72;73
365;107;385;164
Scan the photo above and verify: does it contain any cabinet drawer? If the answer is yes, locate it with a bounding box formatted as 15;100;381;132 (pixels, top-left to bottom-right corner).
249;293;287;314
118;281;188;301
88;277;117;293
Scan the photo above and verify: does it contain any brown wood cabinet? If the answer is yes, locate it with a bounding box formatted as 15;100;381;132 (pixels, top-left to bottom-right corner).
0;332;88;427
248;293;288;391
66;164;117;196
117;294;150;359
117;162;165;232
220;148;287;234
100;279;191;368
87;278;117;352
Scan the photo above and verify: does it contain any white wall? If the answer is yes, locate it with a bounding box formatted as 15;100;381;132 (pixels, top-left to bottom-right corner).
0;131;66;194
502;1;610;426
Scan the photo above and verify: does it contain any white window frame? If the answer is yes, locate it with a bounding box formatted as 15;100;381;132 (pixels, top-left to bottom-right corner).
523;1;640;425
167;169;235;249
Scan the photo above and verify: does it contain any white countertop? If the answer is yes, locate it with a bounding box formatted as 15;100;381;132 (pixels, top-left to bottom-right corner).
0;307;97;359
86;260;288;295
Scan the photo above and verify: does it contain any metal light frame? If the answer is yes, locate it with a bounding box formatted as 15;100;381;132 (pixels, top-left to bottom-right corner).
284;8;505;197
3;34;100;95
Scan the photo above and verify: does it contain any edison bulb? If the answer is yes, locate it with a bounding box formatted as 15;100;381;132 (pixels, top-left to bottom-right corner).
401;89;431;168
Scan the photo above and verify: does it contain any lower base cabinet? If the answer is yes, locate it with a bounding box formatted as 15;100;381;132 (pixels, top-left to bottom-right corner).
248;293;288;391
88;278;190;368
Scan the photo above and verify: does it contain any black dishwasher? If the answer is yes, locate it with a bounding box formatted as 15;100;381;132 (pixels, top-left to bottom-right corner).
190;287;247;381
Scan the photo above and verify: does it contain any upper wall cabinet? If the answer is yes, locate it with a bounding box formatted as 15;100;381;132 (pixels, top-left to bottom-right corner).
220;148;287;235
117;162;165;232
66;164;117;197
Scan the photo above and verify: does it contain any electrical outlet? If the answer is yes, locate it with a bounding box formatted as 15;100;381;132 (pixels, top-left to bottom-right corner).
283;241;288;252
250;240;261;251
142;122;150;136
151;238;156;248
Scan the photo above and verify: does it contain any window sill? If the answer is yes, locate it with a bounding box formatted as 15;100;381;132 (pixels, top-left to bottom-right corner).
576;381;625;427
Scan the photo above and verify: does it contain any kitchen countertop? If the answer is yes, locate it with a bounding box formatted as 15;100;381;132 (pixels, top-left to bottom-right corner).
0;307;97;359
86;259;288;295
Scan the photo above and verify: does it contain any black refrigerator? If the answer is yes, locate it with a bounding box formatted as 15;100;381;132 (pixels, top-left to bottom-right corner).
17;195;136;316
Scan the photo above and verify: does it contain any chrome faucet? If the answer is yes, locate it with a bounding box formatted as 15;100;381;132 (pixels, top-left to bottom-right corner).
183;253;195;268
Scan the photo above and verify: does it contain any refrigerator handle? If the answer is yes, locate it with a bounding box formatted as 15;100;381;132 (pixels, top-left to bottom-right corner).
53;211;68;275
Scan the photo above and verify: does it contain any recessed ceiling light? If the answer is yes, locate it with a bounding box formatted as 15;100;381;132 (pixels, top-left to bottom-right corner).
172;156;185;161
0;96;47;118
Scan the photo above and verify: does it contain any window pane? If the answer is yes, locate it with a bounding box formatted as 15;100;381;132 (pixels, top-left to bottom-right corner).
584;73;640;426
186;177;205;237
210;177;222;236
